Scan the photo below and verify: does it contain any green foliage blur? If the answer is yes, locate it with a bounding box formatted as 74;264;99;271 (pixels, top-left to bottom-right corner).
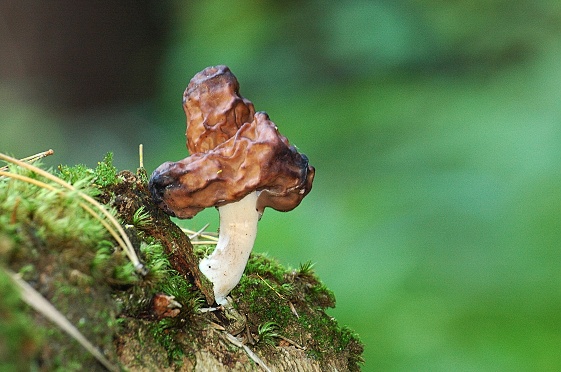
2;1;561;369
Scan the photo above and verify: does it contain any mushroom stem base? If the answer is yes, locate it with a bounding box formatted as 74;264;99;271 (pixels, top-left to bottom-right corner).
199;192;259;305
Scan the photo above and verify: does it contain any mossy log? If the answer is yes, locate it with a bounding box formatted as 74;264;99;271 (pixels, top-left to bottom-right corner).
0;161;363;371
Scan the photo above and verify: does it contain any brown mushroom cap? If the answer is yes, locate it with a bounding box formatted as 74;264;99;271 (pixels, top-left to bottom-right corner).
183;65;255;154
150;65;314;219
149;112;315;219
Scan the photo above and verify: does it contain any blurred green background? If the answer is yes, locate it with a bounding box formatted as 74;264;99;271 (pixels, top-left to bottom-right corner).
2;1;561;369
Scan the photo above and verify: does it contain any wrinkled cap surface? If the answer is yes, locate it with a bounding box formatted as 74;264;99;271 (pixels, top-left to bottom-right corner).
183;65;255;154
150;65;314;219
150;112;315;219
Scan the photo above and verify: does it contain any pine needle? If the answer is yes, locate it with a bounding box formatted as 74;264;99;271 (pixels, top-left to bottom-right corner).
0;149;54;172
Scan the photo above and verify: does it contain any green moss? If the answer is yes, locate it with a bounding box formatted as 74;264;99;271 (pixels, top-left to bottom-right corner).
0;158;124;369
93;153;119;187
56;163;93;185
229;252;364;370
257;321;280;347
147;318;187;365
58;152;119;188
132;206;151;228
191;245;363;369
244;252;286;282
111;237;203;365
0;164;106;246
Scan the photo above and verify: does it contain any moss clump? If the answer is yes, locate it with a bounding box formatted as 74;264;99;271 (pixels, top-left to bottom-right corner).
0;158;122;370
58;152;119;187
229;252;364;371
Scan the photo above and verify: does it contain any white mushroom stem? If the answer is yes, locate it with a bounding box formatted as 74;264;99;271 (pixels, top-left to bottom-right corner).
199;191;259;305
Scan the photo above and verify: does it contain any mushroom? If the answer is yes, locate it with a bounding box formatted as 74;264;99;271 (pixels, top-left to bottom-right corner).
149;66;315;305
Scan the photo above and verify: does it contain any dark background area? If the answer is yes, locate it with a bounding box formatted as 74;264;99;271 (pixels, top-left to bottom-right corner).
2;1;561;369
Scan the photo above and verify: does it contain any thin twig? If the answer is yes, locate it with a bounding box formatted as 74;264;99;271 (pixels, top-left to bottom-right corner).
191;241;217;245
278;335;305;350
208;321;226;331
0;149;54;171
181;225;219;246
221;331;271;372
199;306;223;314
0;149;54;172
181;226;218;237
182;228;219;241
188;223;210;240
289;301;299;319
20;148;54;163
